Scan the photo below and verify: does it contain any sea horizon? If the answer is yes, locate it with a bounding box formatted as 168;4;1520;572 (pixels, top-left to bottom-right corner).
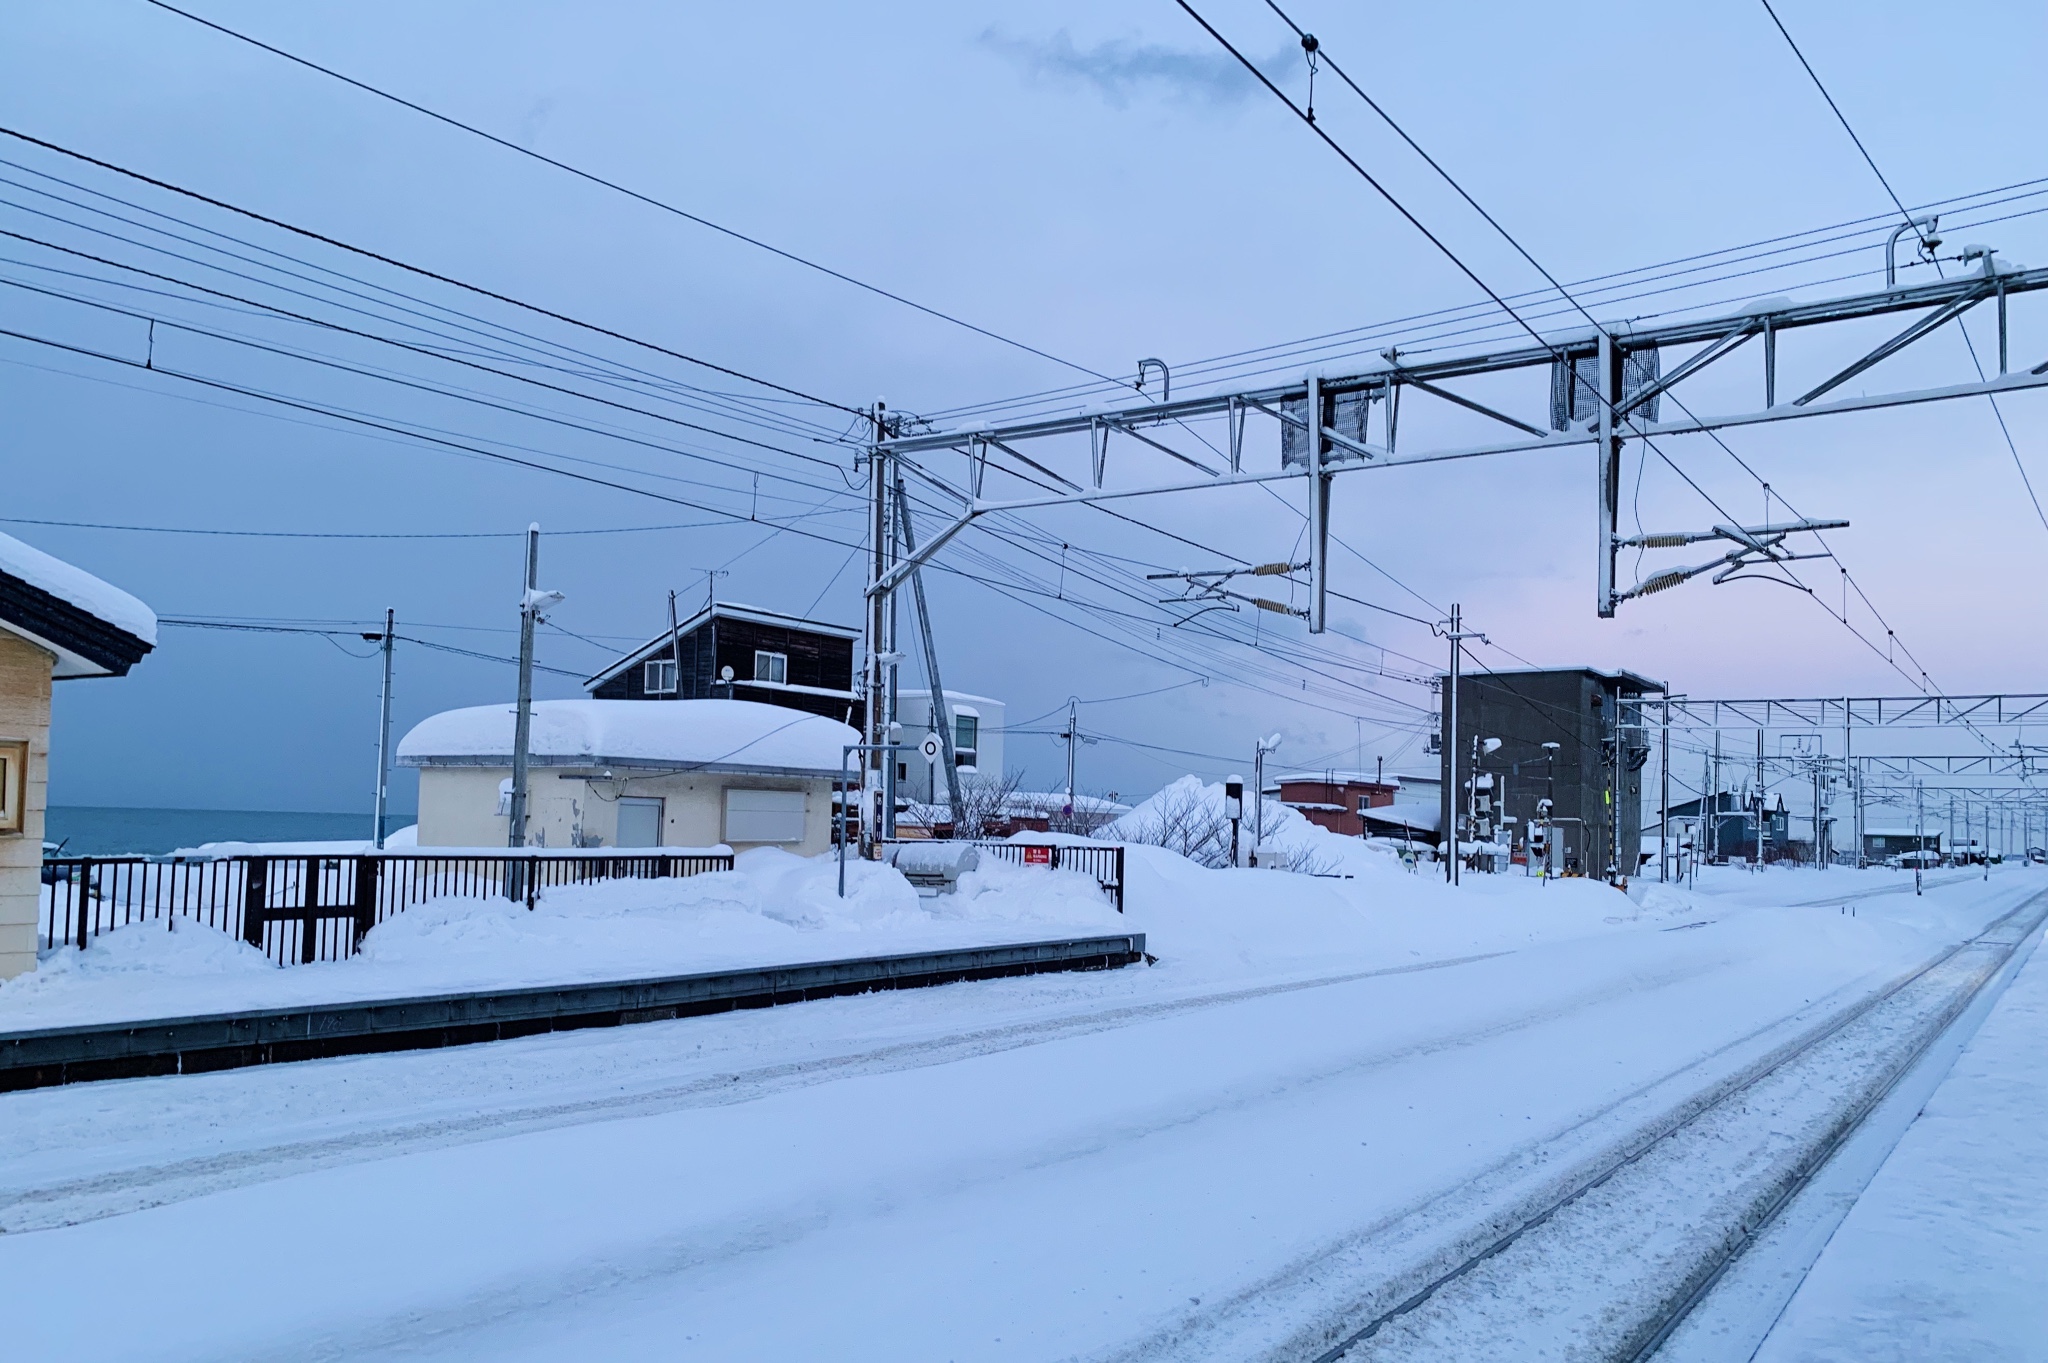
44;805;418;857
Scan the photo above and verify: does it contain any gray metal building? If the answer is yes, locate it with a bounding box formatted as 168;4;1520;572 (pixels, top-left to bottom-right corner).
1441;667;1665;878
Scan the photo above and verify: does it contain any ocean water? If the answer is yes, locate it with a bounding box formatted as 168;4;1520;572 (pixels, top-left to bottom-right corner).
43;807;411;856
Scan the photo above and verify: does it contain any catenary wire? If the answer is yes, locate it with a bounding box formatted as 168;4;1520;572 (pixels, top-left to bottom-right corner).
134;0;1127;388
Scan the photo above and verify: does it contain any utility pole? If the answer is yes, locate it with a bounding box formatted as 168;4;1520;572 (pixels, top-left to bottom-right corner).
506;525;561;878
1843;696;1857;866
509;526;540;852
372;607;395;849
1916;780;1925;896
1812;758;1824;871
1755;727;1767;872
861;403;890;858
1062;698;1079;818
1659;696;1671;883
1711;730;1722;865
1440;604;1484;886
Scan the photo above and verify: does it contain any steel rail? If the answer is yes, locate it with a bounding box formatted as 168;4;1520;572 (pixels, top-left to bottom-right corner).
1309;887;2048;1362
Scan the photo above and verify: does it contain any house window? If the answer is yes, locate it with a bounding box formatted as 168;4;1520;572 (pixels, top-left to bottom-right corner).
954;714;978;751
753;650;788;684
0;738;25;834
643;658;678;695
616;797;664;848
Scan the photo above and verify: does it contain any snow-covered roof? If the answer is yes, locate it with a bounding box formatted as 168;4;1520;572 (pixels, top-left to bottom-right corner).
397;699;858;778
1362;805;1442;834
0;531;156;678
1273;771;1399;787
1003;791;1132;817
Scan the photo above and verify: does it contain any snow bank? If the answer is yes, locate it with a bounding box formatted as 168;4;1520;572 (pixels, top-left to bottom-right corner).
0;847;1124;1030
0;530;156;644
1103;775;1406;877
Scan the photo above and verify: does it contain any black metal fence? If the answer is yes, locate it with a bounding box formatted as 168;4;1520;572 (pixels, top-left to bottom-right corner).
40;851;736;966
974;841;1126;912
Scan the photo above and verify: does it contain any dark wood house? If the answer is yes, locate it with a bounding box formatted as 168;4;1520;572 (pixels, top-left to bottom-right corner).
584;602;862;727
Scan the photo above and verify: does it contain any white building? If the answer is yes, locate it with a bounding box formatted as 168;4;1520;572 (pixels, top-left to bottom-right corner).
397;699;855;855
895;689;1005;804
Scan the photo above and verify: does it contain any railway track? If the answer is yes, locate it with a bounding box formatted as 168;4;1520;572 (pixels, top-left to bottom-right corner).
1291;888;2048;1362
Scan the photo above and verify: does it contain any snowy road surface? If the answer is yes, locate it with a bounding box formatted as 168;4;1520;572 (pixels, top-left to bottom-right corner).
0;863;2038;1361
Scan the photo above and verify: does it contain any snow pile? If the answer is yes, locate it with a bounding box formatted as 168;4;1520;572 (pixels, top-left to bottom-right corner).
1102;775;1402;877
0;915;274;1020
0;530;157;644
0;847;1123;1029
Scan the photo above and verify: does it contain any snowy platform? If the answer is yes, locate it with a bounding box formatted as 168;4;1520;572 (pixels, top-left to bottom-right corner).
0;931;1145;1091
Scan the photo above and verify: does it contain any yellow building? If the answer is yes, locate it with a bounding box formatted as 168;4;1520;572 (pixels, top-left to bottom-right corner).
0;533;155;980
398;698;856;856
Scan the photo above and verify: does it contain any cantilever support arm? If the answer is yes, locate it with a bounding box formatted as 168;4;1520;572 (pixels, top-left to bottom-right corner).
1105;420;1220;476
1796;288;1991;407
869;505;977;597
1400;374;1548;438
1615;318;1760;419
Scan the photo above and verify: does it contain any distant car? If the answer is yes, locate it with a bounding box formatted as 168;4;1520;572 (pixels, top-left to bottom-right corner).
1895;850;1940;869
2030;848;2047;865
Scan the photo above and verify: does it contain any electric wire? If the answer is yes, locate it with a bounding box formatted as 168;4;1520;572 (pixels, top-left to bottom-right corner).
1753;0;2048;539
0;123;862;414
135;0;1125;388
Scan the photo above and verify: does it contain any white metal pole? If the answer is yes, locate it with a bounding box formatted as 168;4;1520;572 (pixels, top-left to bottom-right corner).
373;606;394;850
1445;604;1460;886
1659;697;1670;882
862;405;888;857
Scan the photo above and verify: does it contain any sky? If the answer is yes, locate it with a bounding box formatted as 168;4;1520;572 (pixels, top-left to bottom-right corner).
3;0;2046;816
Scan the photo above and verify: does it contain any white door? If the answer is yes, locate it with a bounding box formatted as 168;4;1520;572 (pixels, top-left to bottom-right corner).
616;797;664;848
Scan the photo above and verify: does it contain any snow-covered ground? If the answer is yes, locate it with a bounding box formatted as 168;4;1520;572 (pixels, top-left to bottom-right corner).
1748;914;2048;1361
0;838;2038;1359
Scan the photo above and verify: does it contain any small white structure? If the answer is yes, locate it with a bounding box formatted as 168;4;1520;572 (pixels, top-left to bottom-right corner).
895;689;1005;804
398;699;855;855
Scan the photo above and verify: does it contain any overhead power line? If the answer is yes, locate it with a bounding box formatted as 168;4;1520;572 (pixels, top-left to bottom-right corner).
0;149;851;442
0;123;861;415
136;0;1122;387
1753;0;2048;539
1169;0;1554;356
0;514;741;540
